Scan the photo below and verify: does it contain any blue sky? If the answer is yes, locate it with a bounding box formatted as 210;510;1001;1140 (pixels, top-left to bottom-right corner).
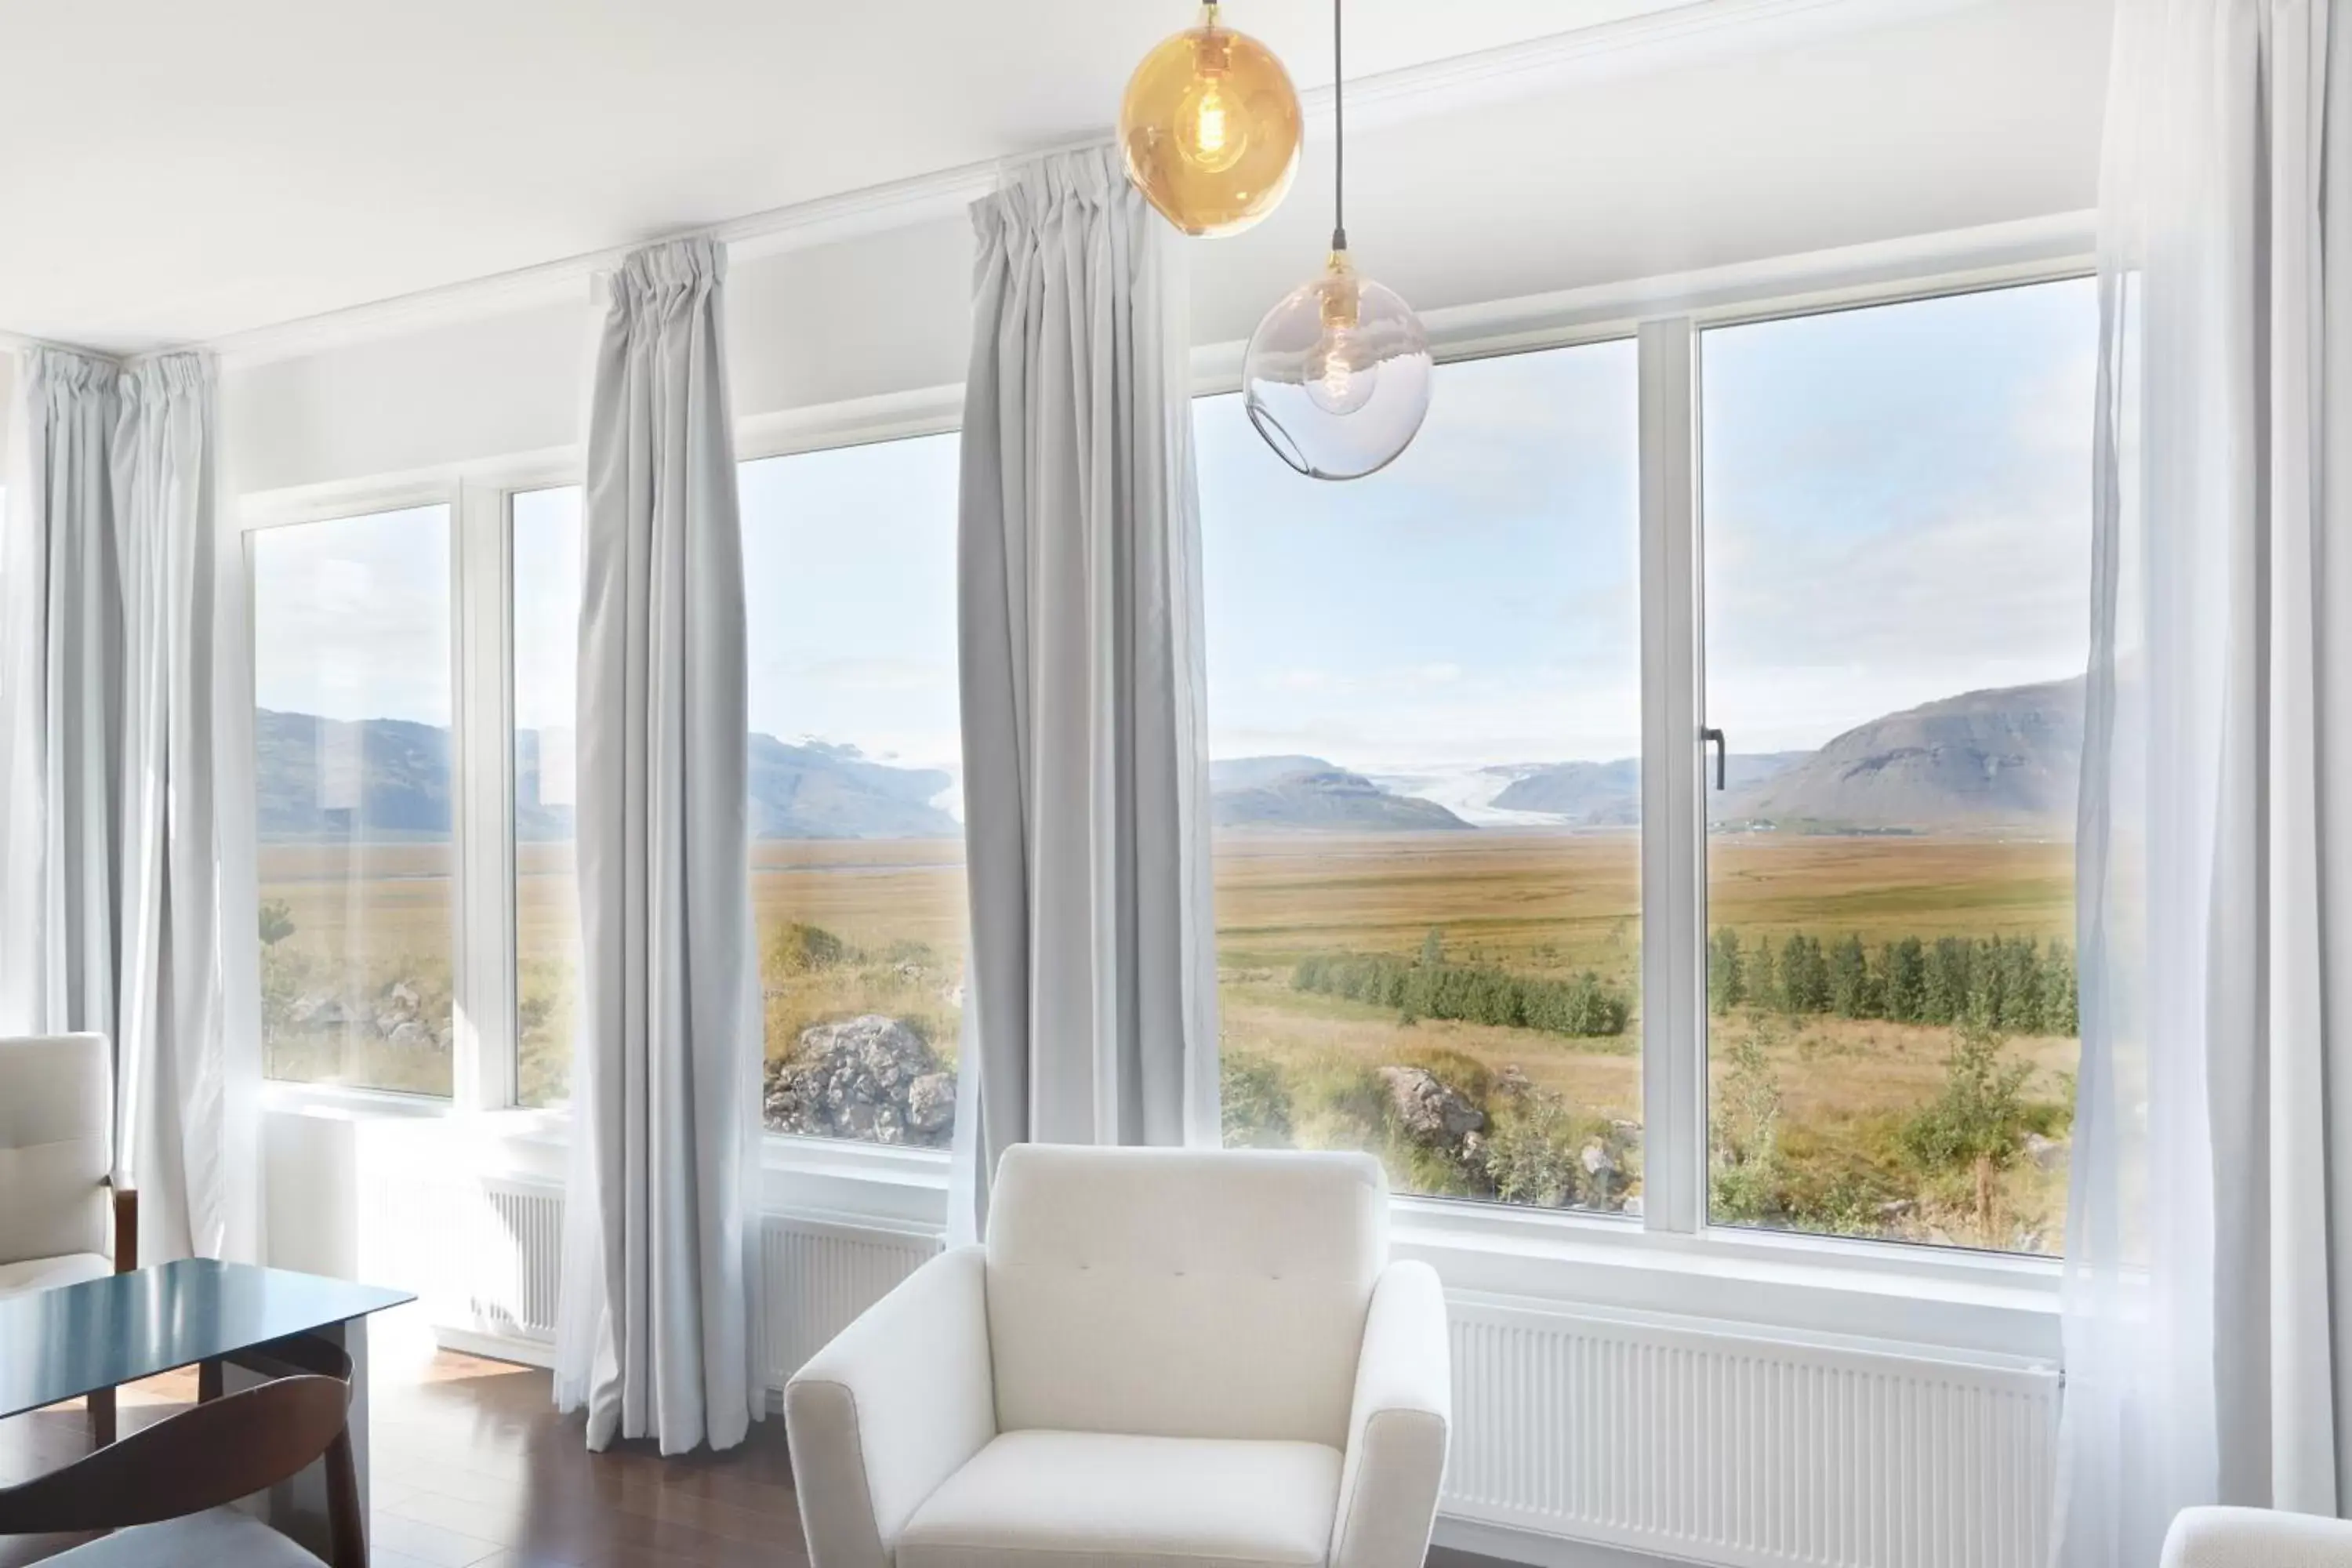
251;275;2096;789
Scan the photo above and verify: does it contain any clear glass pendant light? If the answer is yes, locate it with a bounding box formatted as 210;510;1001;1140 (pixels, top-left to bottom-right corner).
1120;4;1303;238
1242;0;1431;480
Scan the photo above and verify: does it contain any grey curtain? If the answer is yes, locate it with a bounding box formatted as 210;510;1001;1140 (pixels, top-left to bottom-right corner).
952;145;1218;1242
0;347;231;1264
553;238;763;1454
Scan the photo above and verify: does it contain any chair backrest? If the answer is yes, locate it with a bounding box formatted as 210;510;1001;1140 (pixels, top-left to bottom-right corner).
0;1372;353;1538
0;1034;111;1267
984;1144;1388;1447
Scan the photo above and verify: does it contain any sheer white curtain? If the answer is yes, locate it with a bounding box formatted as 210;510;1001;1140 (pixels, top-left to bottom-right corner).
109;355;232;1263
2058;1;2351;1559
554;238;763;1454
951;145;1218;1243
0;347;234;1263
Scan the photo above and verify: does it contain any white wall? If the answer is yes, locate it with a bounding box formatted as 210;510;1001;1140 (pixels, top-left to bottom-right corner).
220;0;2108;497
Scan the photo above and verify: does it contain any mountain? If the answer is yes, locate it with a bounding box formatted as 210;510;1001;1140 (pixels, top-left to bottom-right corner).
1210;756;1341;791
1210;757;1472;832
746;735;957;839
260;711;958;840
1489;753;1809;826
1489;759;1640;824
256;710;452;839
1724;677;2082;829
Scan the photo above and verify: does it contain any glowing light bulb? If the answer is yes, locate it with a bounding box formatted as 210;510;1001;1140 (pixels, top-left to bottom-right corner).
1301;263;1379;415
1175;71;1244;173
1304;328;1378;415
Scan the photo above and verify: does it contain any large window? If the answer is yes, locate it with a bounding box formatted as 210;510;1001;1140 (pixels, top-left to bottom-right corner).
512;486;584;1107
1200;342;1645;1212
742;434;967;1146
252;504;456;1096
245;257;2096;1269
1699;279;2095;1254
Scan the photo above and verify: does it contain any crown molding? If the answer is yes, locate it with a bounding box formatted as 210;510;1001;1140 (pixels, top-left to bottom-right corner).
198;0;2008;373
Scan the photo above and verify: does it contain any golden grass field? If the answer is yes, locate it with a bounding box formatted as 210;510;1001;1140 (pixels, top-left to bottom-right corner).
260;826;2078;1250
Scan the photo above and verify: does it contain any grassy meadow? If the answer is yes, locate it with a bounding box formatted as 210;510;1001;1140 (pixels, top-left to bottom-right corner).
258;826;2078;1254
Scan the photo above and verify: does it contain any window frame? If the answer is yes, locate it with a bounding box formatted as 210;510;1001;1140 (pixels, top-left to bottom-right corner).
239;481;470;1103
236;214;2094;1299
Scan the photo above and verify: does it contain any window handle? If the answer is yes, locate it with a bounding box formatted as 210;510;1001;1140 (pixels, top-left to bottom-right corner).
1700;726;1726;791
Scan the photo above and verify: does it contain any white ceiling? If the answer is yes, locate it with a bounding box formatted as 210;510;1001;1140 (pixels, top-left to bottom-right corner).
0;0;1710;354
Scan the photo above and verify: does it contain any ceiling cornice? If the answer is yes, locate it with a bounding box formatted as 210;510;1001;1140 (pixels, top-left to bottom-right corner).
198;0;2002;372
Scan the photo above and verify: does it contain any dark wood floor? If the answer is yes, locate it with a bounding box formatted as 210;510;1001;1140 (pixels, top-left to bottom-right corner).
2;1352;1494;1568
1;1352;807;1568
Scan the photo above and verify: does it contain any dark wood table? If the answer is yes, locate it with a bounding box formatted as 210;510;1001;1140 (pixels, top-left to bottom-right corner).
0;1258;412;1552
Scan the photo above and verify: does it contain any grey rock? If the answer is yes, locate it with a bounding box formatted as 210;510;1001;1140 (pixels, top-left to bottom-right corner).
2023;1131;2069;1171
764;1014;955;1149
387;1020;432;1051
1375;1065;1486;1143
907;1072;956;1134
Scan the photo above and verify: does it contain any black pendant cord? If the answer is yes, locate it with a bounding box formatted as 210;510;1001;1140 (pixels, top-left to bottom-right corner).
1330;0;1347;254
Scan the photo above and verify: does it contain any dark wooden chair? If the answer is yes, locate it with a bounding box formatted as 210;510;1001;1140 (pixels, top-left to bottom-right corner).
0;1338;365;1567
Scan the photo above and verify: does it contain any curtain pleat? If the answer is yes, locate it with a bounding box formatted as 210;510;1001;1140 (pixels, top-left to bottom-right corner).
554;237;762;1454
0;346;233;1264
950;146;1218;1243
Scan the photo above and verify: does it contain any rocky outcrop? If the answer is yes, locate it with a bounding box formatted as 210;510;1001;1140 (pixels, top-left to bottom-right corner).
1376;1065;1486;1143
764;1014;955;1147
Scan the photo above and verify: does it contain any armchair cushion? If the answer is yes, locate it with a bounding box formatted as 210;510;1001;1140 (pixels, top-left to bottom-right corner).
897;1430;1341;1568
0;1033;111;1267
0;1251;111;1298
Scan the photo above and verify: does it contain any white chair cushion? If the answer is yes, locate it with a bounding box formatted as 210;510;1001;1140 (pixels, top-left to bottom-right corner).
38;1506;325;1566
985;1145;1387;1446
0;1033;111;1265
897;1430;1341;1568
0;1250;111;1297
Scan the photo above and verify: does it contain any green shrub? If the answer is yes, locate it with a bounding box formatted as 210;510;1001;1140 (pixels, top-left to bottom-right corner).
1898;1014;2036;1175
1221;1050;1295;1149
771;921;852;975
1709;1014;1785;1224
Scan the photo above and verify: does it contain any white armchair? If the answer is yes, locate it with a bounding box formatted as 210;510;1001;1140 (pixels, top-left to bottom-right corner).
2165;1508;2352;1568
785;1145;1450;1568
0;1033;137;1443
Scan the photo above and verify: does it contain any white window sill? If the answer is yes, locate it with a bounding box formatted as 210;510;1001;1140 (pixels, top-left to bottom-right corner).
258;1080;2059;1360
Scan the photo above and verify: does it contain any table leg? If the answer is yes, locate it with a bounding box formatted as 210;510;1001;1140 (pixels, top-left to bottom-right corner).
232;1319;371;1559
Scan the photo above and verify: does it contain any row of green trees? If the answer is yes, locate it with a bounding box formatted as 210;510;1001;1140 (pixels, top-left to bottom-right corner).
1708;928;2078;1036
1292;941;1631;1039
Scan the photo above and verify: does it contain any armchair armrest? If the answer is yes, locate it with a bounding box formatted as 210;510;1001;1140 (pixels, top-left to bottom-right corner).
106;1179;137;1273
1332;1260;1451;1568
784;1244;995;1568
2164;1508;2352;1568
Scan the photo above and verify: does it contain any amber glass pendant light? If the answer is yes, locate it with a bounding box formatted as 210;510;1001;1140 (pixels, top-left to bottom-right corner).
1120;4;1303;237
1243;0;1432;480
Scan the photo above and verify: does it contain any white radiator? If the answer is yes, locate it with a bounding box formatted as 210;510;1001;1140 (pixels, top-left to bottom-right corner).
472;1180;566;1341
1443;1294;2060;1568
379;1168;939;1378
760;1212;940;1385
362;1161;2056;1568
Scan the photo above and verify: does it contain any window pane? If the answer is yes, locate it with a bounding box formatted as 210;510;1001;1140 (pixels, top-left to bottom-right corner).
1199;342;1643;1211
744;434;965;1146
514;487;584;1108
252;505;455;1095
1700;279;2094;1254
